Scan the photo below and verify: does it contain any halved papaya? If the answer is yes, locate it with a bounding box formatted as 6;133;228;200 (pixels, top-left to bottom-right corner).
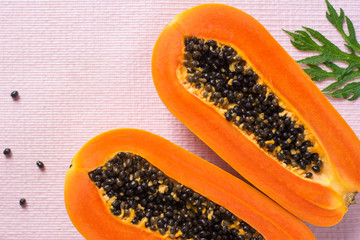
64;129;314;240
151;3;360;226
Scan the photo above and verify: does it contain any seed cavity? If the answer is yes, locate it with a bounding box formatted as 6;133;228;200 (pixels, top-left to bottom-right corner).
89;152;264;239
181;36;324;178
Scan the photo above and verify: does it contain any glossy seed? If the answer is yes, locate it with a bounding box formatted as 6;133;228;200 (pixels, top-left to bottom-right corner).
316;160;323;167
19;198;26;206
11;91;19;99
276;152;284;160
289;159;297;167
266;144;275;152
312;166;320;173
311;153;319;161
36;161;45;169
3;148;11;155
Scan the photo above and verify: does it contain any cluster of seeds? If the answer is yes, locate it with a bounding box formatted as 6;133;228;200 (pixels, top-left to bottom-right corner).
183;37;323;178
89;152;264;240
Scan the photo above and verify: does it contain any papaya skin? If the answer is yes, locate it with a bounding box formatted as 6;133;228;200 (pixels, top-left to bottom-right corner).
65;129;315;240
152;4;360;226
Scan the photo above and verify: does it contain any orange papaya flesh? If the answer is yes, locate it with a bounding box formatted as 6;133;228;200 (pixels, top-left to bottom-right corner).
151;4;360;226
64;129;315;240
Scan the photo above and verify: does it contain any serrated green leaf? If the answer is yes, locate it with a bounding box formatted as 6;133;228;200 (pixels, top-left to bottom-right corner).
304;27;341;51
284;0;360;101
303;62;344;82
325;82;360;100
297;55;333;65
303;65;330;81
345;16;360;52
325;0;345;32
284;29;322;51
325;0;360;52
344;43;355;54
322;67;360;92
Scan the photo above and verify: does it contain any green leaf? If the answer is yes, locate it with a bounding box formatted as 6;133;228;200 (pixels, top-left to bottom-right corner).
303;62;345;82
322;62;360;92
324;82;360;100
284;0;360;101
325;0;360;52
325;0;345;33
283;29;322;51
345;16;360;52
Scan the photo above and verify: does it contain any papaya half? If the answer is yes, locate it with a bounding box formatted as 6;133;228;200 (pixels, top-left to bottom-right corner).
152;3;360;226
64;129;315;240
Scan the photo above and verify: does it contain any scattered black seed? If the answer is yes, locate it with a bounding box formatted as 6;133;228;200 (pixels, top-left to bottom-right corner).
305;172;313;178
266;143;276;152
183;36;323;177
19;198;26;206
299;161;307;170
316;160;323;167
312;166;320;173
11;91;19;99
36;161;45;169
311;153;319;161
89;152;263;239
3;148;11;156
276;152;284;161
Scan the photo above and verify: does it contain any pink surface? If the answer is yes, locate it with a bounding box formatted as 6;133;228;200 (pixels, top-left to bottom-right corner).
0;0;359;239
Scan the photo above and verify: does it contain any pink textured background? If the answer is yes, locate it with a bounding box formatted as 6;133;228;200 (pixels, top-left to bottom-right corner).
1;0;359;239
